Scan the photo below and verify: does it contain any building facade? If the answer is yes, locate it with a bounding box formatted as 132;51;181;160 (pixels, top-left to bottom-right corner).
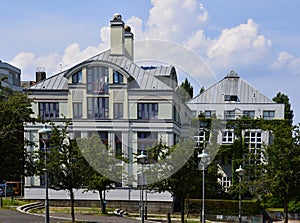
187;70;285;191
0;60;22;91
24;14;191;191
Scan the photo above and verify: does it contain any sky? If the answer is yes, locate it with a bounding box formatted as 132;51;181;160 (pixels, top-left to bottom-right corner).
1;0;300;122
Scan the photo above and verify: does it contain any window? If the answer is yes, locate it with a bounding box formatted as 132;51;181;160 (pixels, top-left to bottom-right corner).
113;70;124;84
72;70;82;84
73;103;82;119
244;130;263;164
222;130;234;144
204;110;216;118
87;66;108;94
224;95;239;102
191;110;197;117
137;103;158;119
263;110;275;120
137;132;158;163
194;130;205;147
220;176;232;192
243;110;255;119
39;102;59;119
88;131;108;145
115;133;122;157
224;110;235;120
173;105;181;123
114;103;123;119
87;97;109;119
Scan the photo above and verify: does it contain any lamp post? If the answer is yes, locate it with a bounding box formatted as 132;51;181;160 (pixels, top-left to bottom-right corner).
198;150;209;223
137;151;147;223
38;125;52;223
235;165;245;223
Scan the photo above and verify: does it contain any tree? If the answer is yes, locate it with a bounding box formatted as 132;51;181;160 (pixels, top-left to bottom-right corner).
177;78;194;101
273;92;294;123
45;121;90;223
0;85;35;182
146;140;220;223
77;134;117;214
261;121;300;223
199;86;205;95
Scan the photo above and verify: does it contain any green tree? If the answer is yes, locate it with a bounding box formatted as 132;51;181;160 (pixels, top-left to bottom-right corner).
146;140;220;223
46;121;90;223
0;85;35;182
177;78;194;101
199;86;205;95
273;92;294;123
77;134;118;214
261;121;300;223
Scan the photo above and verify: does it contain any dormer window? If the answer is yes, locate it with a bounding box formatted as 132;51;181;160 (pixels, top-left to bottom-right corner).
224;95;239;102
72;70;82;84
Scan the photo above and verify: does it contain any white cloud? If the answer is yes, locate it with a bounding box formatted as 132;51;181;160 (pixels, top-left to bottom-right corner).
126;16;146;41
11;1;275;82
146;0;208;42
207;19;271;64
271;51;300;75
184;29;210;51
10;52;61;80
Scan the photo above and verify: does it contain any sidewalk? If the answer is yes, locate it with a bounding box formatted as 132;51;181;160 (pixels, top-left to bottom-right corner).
38;211;164;223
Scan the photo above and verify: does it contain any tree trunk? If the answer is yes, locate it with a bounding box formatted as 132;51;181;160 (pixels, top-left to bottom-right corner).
98;189;107;214
180;197;185;223
69;188;75;223
284;197;289;223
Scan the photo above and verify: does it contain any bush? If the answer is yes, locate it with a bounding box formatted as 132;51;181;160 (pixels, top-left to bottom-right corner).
186;199;260;216
289;199;300;213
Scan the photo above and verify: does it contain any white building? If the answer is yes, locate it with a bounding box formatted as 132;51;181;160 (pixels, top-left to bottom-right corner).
24;14;191;198
187;70;285;191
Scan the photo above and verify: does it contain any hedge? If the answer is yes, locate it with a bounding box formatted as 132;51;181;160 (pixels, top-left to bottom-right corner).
186;199;260;216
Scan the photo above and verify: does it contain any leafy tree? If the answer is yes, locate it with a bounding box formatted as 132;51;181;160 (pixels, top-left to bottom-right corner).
77;134;118;214
0;85;35;182
177;78;194;101
45;121;90;223
260;121;300;223
146;140;220;223
273;92;294;123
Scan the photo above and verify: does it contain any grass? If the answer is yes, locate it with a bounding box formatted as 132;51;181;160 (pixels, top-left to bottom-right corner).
0;197;30;208
266;207;284;212
30;206;115;216
30;206;201;222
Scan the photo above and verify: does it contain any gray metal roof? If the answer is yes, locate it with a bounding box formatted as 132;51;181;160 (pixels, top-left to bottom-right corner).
29;49;176;91
87;49;175;91
188;70;275;104
29;71;68;91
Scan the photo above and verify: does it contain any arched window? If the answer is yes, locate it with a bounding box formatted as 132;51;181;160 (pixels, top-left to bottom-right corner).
113;70;124;84
87;66;109;94
72;70;82;84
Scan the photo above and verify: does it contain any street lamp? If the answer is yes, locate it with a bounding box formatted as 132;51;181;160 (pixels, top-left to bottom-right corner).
137;151;147;223
235;165;245;223
38;125;52;223
198;150;209;223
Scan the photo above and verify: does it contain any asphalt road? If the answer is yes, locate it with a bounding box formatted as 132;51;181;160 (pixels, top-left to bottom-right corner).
0;208;46;223
0;208;159;223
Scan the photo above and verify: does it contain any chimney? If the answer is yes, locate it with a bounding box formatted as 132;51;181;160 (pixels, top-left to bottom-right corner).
110;13;125;56
36;67;46;82
124;25;134;61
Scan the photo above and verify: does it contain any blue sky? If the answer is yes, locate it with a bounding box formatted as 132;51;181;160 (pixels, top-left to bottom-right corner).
1;0;300;122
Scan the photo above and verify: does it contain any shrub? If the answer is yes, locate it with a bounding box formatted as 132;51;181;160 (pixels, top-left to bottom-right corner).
186;199;260;216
